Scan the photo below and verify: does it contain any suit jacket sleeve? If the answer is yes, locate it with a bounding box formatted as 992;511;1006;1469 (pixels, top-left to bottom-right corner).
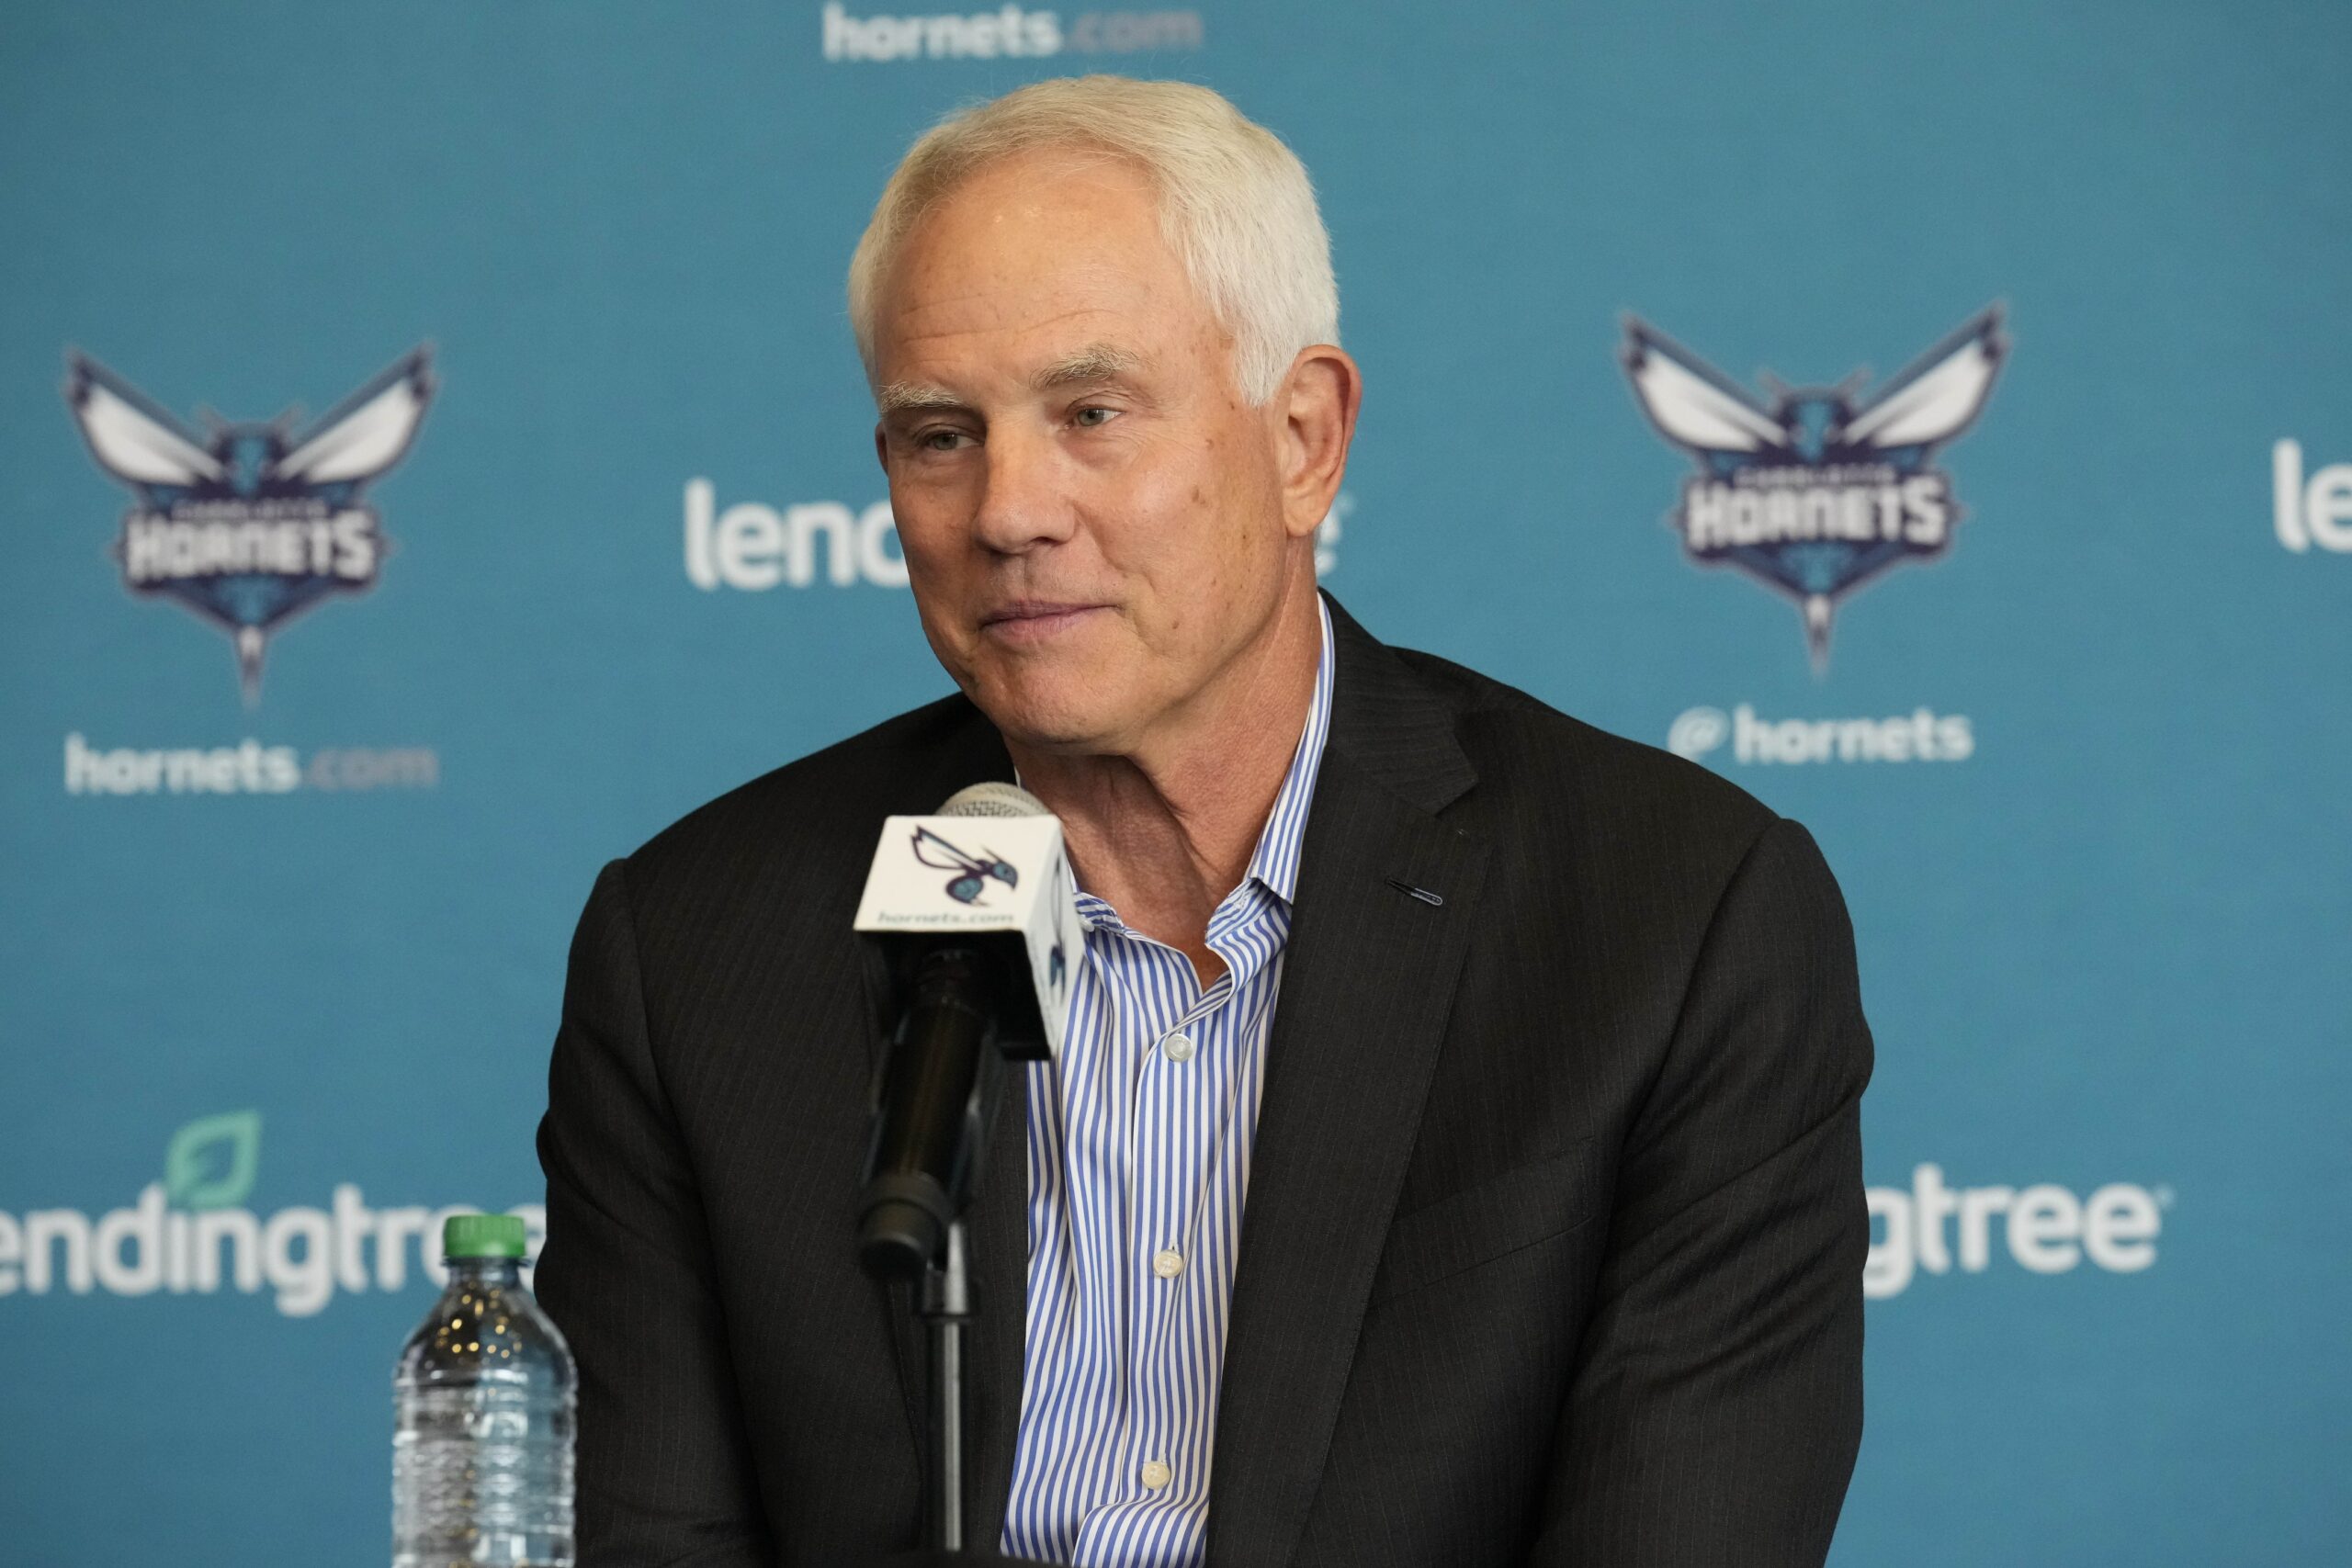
1532;817;1872;1565
535;859;774;1568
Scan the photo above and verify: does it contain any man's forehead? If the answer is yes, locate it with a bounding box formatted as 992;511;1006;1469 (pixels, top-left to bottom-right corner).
871;152;1204;373
875;248;1176;363
889;156;1169;299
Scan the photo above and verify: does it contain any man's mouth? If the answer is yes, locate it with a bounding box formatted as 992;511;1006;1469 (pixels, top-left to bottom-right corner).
979;602;1106;641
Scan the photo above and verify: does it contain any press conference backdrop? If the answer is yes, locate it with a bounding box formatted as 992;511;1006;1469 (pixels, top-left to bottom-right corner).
3;0;2346;1561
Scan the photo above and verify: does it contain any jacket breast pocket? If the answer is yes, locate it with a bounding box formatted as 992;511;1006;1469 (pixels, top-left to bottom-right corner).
1367;1139;1600;1307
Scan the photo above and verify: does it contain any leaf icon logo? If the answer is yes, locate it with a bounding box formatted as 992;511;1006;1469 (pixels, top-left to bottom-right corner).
164;1110;262;1211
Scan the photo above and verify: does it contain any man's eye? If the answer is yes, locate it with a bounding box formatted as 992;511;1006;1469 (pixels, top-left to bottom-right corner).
1072;406;1118;429
919;429;970;452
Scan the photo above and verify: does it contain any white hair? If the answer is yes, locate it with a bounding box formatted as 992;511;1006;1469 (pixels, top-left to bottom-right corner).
846;75;1340;406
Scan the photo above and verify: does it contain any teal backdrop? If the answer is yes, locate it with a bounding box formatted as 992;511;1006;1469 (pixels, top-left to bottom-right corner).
3;2;2347;1562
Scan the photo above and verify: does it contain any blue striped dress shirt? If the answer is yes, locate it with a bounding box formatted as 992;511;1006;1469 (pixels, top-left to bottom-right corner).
1000;598;1337;1568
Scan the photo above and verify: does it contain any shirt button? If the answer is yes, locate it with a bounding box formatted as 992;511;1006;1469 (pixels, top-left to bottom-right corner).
1163;1032;1195;1062
1139;1459;1172;1490
1152;1248;1185;1280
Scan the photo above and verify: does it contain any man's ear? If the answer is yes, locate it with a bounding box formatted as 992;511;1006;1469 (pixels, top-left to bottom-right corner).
1274;345;1363;540
874;423;889;473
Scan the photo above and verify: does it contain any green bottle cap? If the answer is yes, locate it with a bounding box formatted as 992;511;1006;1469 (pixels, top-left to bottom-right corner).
442;1213;528;1259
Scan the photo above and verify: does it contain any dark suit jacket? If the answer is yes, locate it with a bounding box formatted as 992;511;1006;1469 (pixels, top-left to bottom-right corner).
536;596;1872;1568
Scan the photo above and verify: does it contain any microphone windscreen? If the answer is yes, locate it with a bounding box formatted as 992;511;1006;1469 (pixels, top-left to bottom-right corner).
938;782;1047;818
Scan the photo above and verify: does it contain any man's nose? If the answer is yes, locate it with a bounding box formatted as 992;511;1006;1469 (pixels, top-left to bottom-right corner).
968;424;1079;555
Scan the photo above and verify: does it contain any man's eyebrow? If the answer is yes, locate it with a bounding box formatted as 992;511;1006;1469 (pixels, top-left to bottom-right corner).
875;347;1148;414
875;382;967;416
1031;344;1148;392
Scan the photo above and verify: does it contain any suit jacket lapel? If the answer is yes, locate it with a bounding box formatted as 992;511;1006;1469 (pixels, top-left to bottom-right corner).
1204;599;1487;1568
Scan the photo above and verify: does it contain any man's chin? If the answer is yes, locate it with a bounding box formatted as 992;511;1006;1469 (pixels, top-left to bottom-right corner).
969;682;1136;759
989;713;1125;758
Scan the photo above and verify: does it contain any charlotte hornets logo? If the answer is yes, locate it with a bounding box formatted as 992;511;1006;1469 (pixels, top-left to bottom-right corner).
64;348;434;702
1623;309;2006;668
910;825;1020;905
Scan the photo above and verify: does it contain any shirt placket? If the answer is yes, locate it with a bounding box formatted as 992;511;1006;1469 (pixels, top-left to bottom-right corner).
1134;916;1289;1540
1107;945;1216;1529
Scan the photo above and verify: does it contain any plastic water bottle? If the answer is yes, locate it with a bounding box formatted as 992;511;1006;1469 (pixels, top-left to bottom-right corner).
394;1213;576;1567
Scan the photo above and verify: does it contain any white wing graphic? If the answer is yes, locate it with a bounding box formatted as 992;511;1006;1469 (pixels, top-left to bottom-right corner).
67;363;225;486
1842;310;2005;448
275;352;433;484
1624;330;1785;455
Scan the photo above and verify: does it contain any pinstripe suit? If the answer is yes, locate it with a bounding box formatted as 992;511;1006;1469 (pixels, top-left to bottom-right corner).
536;593;1872;1567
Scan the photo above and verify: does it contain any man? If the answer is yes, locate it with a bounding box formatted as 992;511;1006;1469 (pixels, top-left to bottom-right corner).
537;76;1871;1568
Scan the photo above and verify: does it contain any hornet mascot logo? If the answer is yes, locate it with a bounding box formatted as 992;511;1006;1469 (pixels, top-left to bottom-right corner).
1623;308;2005;669
64;348;435;703
910;826;1020;906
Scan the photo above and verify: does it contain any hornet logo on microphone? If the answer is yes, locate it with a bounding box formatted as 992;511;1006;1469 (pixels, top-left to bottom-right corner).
64;348;435;703
1623;309;2006;669
910;826;1020;906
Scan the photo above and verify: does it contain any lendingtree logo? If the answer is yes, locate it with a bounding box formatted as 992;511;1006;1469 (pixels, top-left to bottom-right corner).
684;478;1353;589
1864;1163;2167;1300
165;1109;262;1208
0;1111;540;1317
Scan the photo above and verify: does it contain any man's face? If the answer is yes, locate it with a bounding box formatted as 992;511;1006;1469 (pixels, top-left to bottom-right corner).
869;148;1302;754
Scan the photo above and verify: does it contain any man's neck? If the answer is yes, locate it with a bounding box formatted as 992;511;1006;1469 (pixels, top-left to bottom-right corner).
1007;577;1324;985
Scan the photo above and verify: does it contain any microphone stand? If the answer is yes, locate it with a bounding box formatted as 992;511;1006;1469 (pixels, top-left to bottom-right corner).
874;1220;1047;1568
924;1220;974;1554
859;951;1054;1567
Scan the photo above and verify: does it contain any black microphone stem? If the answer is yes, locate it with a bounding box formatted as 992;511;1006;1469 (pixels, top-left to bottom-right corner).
859;945;998;1280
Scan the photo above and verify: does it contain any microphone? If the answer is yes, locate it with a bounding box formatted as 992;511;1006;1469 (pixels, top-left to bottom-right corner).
854;783;1080;1281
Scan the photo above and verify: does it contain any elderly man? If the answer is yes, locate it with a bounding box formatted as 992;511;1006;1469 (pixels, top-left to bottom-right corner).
537;75;1871;1568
